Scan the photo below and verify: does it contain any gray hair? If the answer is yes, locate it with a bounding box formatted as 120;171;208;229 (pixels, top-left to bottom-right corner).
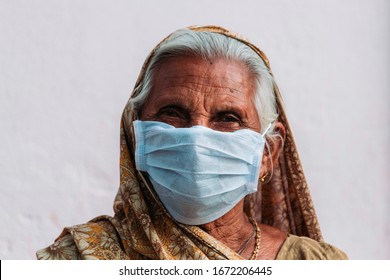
130;28;279;136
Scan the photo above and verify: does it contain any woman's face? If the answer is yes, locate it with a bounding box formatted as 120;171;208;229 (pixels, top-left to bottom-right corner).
139;56;261;133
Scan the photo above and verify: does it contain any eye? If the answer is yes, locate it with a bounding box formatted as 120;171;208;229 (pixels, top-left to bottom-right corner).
156;106;189;126
159;107;181;117
220;114;241;123
218;112;242;124
158;105;185;118
212;112;243;131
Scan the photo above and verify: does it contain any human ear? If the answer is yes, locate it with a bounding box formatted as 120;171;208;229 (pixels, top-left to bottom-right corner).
259;121;286;180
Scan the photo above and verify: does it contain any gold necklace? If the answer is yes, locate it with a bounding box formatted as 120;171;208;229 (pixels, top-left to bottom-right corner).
248;217;261;260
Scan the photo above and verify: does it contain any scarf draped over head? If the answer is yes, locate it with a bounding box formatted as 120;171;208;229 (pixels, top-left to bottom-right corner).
107;25;323;260
37;25;323;260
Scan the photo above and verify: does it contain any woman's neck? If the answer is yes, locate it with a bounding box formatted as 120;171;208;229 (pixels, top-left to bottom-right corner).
200;201;254;256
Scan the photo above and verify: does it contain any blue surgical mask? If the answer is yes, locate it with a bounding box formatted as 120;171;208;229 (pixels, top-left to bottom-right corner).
133;120;266;225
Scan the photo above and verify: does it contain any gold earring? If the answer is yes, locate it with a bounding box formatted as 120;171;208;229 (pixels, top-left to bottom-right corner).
260;172;271;183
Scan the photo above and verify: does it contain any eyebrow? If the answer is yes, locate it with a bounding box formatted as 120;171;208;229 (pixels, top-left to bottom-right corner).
152;95;190;108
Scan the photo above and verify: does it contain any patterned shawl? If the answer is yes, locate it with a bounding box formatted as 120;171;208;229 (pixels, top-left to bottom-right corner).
38;25;323;260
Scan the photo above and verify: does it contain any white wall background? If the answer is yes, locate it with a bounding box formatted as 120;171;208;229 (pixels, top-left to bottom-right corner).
0;0;389;260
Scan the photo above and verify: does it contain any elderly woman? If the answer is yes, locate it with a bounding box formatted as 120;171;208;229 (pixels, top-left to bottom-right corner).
37;26;347;260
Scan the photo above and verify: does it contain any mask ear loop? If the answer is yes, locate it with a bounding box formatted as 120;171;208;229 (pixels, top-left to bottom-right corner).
260;121;275;183
261;121;273;137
